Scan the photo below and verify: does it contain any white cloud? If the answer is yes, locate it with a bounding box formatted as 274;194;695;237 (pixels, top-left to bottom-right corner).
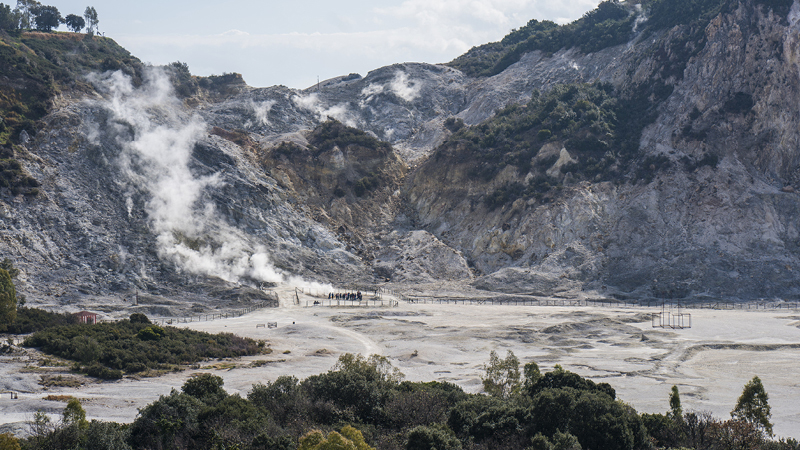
113;0;602;88
221;29;251;37
377;0;530;27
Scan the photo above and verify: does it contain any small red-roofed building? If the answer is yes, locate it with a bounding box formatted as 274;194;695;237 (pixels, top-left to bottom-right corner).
75;311;98;324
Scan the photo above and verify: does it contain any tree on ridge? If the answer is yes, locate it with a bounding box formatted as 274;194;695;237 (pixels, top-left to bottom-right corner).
83;6;97;35
64;13;84;32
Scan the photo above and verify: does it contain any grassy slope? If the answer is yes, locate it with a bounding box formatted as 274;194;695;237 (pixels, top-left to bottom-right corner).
0;30;142;192
447;0;794;78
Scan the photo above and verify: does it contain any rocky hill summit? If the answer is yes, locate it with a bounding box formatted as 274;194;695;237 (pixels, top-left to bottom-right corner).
2;0;800;313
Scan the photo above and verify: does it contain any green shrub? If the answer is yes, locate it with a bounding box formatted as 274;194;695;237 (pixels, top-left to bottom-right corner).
308;119;391;155
136;325;164;341
23;319;262;378
354;176;378;197
537;129;552;141
129;390;204;450
85;363;123;380
406;424;462;450
129;313;150;324
526;367;615;399
444;117;465;133
301;353;403;424
272;141;303;157
4;307;78;334
723;92;754;114
182;373;226;404
124;362;146;374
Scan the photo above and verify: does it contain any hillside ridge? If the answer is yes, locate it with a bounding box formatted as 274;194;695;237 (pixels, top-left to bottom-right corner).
2;0;800;311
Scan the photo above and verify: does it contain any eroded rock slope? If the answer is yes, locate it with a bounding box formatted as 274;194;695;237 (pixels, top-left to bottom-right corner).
3;0;800;307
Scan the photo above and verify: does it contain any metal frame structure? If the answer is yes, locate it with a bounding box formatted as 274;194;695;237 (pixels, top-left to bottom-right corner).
652;303;692;329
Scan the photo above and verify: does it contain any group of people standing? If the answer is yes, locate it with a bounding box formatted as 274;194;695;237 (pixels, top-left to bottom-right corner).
328;291;363;301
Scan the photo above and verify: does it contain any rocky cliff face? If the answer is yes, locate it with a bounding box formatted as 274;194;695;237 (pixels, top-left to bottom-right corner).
3;0;800;308
406;0;800;300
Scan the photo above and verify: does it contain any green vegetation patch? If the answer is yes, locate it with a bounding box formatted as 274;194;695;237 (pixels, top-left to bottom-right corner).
307;119;392;155
2;306;78;334
0;31;142;194
0;145;40;194
23;315;263;378
0;32;142;146
268;119;399;199
449;1;635;77
448;0;794;78
9;351;793;450
433;83;637;208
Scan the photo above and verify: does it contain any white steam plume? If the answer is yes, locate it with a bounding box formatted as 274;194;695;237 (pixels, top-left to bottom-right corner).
389;71;421;102
359;72;420;106
244;99;276;129
88;68;331;292
292;93;357;126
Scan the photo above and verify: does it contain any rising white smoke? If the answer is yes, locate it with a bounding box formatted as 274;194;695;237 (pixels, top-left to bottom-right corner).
389;71;421;102
360;71;421;104
244;99;276;129
292;93;357;126
88;68;331;292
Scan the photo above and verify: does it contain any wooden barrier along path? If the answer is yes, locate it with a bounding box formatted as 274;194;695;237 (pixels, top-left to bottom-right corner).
401;297;800;311
305;298;399;308
151;300;273;326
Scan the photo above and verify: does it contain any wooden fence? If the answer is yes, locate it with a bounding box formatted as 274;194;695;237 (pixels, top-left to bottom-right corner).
305;299;399;308
150;301;274;326
401;297;800;310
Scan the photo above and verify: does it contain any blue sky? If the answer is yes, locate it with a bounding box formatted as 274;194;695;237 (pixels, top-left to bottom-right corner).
50;1;602;89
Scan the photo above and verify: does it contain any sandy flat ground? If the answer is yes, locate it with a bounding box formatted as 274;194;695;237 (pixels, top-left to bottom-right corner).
2;296;800;439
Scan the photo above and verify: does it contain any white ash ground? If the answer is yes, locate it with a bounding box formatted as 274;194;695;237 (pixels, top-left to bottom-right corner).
2;291;800;440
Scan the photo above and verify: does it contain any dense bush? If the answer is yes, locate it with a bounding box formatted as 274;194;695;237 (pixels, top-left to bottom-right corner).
167;61;198;98
128;389;205;449
2;307;78;334
0;152;40;194
196;72;245;92
0;267;16;329
307;119;391;155
525;365;616;399
406;424;462;450
85;363;123;380
23;315;263;376
444;117;465;133
302;353;403;423
128;313;150;324
13;353;797;450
